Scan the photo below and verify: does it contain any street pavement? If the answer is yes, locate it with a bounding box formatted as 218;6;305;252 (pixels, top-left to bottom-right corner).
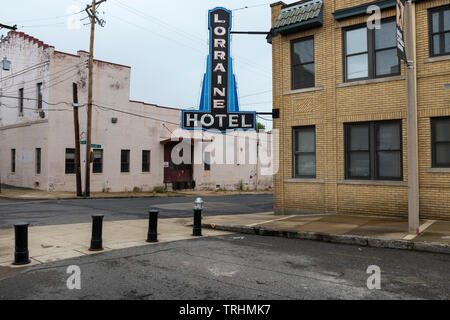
0;194;273;229
1;234;449;299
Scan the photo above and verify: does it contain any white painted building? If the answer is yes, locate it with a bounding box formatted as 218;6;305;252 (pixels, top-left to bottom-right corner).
0;31;273;192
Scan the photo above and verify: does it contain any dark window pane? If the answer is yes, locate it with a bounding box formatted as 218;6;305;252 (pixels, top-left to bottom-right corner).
445;10;450;31
445;33;450;53
349;125;369;150
377;151;402;178
121;150;130;173
295;154;316;177
204;152;211;171
436;143;450;164
376;49;399;76
375;21;396;49
434;119;450;142
433;12;440;33
36;148;41;174
295;128;315;152
293;39;314;64
347;54;368;79
434;35;441;55
93;149;103;173
142;150;151;172
346;27;367;54
377;122;401;150
65;149;75;174
349;152;370;177
293;63;314;89
11;149;16;173
37;83;43;109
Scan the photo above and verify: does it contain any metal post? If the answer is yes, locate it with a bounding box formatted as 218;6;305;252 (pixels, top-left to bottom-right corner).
89;214;104;251
147;209;159;243
193;208;202;237
13;222;30;265
405;0;420;234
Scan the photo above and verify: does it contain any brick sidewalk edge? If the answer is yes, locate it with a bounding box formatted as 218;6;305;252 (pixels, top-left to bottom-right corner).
203;223;450;255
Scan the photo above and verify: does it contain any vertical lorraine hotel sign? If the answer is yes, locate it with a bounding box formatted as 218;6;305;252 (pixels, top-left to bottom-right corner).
182;8;256;132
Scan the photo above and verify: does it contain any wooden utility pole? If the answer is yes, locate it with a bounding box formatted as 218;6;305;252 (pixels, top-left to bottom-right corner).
73;83;82;197
84;0;106;197
405;0;419;234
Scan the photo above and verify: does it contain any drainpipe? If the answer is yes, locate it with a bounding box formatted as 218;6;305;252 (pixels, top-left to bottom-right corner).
405;0;419;234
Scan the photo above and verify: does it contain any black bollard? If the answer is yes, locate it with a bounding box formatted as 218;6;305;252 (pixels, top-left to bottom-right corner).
193;207;202;237
13;222;30;265
147;209;159;243
89;214;104;251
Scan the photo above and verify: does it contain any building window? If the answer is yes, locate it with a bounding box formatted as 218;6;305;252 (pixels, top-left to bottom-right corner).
36;148;41;174
18;88;24;115
431;117;450;167
121;150;130;173
344;19;400;81
345;120;402;180
65;149;76;174
293;126;316;178
37;83;43;109
204;152;211;171
429;5;450;57
142;150;151;172
93;149;103;173
11;149;16;173
291;37;315;90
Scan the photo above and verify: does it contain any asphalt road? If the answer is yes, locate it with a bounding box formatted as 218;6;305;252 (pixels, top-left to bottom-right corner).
1;234;449;300
0;194;273;229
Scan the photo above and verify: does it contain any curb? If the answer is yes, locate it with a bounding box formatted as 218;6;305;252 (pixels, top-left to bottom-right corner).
203;223;450;255
0;194;181;201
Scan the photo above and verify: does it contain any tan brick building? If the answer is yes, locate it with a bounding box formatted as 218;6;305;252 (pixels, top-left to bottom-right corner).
269;0;450;220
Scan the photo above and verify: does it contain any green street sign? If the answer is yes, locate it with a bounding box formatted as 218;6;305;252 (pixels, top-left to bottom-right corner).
80;141;102;148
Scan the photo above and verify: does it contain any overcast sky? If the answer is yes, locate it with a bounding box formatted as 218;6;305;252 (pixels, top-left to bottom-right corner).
2;0;274;128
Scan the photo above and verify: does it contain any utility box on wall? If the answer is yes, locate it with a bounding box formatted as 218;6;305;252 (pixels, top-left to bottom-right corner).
2;57;11;71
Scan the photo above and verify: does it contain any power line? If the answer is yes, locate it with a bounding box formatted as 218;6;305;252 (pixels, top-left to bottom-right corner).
240;89;272;99
0;102;86;112
93;103;181;126
1;61;88;94
109;0;271;78
0;61;50;82
0;94;81;107
232;3;271;11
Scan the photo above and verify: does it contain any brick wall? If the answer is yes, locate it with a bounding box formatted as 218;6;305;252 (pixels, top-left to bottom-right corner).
271;0;450;220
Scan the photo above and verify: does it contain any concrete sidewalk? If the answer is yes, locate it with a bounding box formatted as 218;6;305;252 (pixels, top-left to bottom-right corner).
201;213;450;255
0;185;272;200
0;217;230;268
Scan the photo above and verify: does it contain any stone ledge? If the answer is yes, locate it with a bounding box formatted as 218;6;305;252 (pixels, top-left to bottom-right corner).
424;55;450;63
337;180;407;187
203;223;450;255
284;178;325;183
283;86;324;96
336;75;405;88
427;168;450;173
